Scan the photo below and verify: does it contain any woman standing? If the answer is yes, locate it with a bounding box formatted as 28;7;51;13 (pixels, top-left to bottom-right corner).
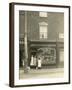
37;57;42;69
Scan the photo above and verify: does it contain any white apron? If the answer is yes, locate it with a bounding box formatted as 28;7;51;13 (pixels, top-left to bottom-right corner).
30;56;34;66
38;59;41;67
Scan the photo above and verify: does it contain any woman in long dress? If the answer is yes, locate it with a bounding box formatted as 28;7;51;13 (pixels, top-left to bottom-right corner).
38;57;42;69
30;55;34;66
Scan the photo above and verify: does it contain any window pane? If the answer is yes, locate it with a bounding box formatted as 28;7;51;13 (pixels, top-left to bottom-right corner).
59;33;64;39
40;26;47;33
40;33;44;38
39;12;47;17
44;32;47;38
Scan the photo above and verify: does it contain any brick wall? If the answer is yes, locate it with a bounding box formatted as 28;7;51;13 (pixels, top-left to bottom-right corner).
19;11;64;41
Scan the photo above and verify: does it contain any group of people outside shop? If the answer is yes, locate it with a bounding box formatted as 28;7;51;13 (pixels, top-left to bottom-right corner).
30;55;42;69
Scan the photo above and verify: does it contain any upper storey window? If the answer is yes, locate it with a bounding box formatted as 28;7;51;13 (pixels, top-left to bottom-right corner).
39;22;48;39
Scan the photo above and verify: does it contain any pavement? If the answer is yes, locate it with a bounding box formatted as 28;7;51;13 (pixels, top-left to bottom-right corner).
19;68;64;79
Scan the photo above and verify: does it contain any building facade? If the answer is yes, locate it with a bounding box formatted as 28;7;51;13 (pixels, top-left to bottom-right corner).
19;11;64;68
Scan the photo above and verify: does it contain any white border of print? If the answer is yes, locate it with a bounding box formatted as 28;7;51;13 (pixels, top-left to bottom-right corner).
14;5;69;86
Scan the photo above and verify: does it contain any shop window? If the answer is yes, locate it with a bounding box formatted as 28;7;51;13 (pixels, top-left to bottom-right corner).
37;47;56;65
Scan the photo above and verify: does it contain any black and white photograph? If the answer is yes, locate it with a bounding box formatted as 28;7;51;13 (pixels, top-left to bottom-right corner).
9;3;70;87
19;11;64;79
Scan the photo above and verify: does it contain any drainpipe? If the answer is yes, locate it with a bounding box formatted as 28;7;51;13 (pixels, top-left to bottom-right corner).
24;11;28;73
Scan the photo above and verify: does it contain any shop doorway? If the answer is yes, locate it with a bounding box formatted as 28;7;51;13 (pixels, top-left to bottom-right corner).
59;49;64;68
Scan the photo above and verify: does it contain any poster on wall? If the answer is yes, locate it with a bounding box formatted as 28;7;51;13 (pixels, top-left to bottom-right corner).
9;2;70;87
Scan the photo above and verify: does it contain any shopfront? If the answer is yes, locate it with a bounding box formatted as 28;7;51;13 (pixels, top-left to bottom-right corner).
19;11;64;69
